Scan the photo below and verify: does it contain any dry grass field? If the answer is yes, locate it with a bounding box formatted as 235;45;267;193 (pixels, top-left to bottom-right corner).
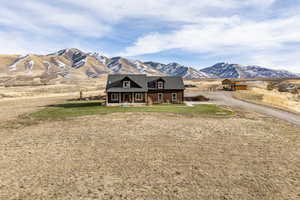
235;87;300;114
0;77;106;101
0;95;300;200
184;79;222;91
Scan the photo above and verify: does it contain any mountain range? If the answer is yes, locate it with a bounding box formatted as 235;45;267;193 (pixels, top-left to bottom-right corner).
0;48;298;85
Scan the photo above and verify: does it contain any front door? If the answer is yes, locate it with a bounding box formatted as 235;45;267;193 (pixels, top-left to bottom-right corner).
123;93;132;103
158;93;163;103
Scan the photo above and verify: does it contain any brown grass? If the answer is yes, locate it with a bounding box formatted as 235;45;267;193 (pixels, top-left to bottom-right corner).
184;79;222;91
235;87;300;114
0;97;299;199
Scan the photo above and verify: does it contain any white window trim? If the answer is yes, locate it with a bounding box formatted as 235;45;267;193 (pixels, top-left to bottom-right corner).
111;93;119;101
157;81;164;89
158;93;163;101
135;93;143;101
123;81;130;88
172;93;177;102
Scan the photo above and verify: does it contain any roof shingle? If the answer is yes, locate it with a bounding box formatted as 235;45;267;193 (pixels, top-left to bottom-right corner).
106;74;184;92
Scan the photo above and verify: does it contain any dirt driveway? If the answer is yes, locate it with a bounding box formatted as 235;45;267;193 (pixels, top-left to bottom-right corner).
186;91;300;127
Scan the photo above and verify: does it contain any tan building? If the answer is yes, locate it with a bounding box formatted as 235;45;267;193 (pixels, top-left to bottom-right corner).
222;79;248;91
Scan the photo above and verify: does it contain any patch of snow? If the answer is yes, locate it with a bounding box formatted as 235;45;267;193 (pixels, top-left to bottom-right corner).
90;53;108;65
56;59;66;68
43;61;52;73
145;61;211;79
25;60;34;73
71;52;87;69
201;63;299;78
8;55;29;72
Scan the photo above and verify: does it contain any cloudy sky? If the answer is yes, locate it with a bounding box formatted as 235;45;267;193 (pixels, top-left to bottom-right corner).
0;0;300;72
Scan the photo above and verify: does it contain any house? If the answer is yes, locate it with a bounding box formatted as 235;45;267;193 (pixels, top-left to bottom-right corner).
222;79;248;91
106;74;185;105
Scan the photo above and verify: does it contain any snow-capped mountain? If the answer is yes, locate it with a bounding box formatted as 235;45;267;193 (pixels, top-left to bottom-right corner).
200;62;299;79
145;62;213;79
1;49;299;86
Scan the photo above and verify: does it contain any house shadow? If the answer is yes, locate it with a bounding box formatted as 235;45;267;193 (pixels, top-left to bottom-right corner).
44;101;103;109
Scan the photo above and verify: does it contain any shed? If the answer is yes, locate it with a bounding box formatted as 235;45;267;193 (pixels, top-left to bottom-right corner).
222;79;248;91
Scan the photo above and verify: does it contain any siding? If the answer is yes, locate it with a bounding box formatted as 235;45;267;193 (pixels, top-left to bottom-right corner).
148;90;184;104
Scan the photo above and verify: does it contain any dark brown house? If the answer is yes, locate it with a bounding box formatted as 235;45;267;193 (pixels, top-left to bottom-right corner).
106;74;185;105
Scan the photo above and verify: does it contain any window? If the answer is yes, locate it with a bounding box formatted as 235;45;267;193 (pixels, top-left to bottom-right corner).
123;81;130;88
157;81;164;89
111;93;119;101
172;93;177;102
158;93;163;101
135;93;143;101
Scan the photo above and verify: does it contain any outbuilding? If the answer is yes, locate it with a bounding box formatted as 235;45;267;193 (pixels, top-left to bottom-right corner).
222;79;248;91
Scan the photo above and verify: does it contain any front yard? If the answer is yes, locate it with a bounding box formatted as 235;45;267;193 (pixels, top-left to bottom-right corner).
27;101;233;119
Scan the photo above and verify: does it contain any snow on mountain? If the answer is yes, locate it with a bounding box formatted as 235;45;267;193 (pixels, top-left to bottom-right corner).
25;60;34;73
145;62;213;79
8;55;29;72
52;48;88;69
1;49;299;83
200;62;299;79
90;53;109;65
107;57;122;73
242;65;299;78
42;61;52;73
107;57;164;75
200;63;241;78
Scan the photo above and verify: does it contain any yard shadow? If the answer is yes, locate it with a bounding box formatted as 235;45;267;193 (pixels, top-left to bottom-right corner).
47;102;103;109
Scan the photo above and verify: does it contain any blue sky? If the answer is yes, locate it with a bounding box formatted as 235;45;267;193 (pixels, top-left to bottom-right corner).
0;0;300;72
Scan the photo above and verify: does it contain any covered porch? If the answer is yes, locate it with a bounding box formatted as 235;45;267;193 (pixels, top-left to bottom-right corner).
107;92;147;106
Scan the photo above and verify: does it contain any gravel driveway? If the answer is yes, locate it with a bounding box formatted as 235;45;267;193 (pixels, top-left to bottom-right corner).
186;91;300;127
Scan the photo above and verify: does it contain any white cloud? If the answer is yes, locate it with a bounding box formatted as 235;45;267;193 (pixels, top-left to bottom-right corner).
121;13;300;72
0;30;81;55
250;52;300;73
0;0;112;54
0;0;110;38
122;16;300;55
59;0;276;23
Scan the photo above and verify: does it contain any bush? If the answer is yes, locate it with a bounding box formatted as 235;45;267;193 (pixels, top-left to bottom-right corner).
184;95;209;102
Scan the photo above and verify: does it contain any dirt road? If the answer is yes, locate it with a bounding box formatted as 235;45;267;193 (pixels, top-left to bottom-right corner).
186;91;300;127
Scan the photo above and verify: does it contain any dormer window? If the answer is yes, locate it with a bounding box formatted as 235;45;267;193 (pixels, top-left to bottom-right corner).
123;81;130;88
157;81;164;89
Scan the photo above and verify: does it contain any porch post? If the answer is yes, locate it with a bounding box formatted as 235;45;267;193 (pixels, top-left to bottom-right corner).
119;93;121;103
132;93;135;103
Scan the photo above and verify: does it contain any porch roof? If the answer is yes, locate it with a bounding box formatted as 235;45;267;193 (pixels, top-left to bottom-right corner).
106;88;147;92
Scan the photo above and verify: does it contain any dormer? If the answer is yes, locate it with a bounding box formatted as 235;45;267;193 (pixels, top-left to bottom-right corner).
157;81;164;89
156;78;165;89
